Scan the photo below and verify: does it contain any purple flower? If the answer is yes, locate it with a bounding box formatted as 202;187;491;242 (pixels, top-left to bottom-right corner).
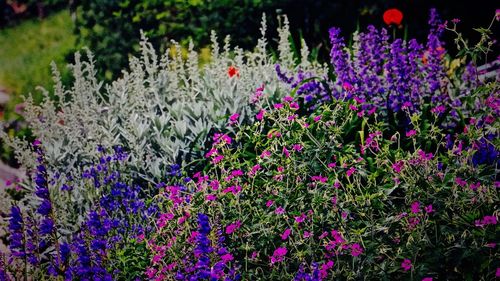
40;218;55;235
37;199;52;216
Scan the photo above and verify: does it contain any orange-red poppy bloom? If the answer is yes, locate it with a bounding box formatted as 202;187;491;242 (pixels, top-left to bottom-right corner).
383;8;403;26
228;66;239;78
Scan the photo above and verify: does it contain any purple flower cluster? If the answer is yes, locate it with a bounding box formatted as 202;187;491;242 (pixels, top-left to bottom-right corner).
172;213;240;281
275;10;472;119
3;145;157;279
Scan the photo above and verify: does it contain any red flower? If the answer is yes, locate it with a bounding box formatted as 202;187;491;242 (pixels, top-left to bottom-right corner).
383;8;403;26
228;66;239;78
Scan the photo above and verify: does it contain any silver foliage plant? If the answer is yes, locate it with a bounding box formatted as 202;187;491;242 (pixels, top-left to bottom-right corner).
0;16;326;227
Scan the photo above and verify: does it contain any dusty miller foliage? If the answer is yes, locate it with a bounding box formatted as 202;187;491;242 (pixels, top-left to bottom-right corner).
0;15;326;230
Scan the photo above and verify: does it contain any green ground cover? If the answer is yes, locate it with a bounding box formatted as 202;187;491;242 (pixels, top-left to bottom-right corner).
0;11;75;118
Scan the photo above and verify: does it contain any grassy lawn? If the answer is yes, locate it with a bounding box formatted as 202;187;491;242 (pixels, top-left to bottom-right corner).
0;11;75;117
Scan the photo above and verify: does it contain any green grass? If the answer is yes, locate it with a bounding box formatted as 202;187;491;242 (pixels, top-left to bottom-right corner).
0;11;75;117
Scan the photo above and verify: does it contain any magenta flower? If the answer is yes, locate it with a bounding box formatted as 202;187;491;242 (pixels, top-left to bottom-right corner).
313;115;322;122
350;243;363;257
346;167;356;177
225;220;241;234
422;278;433;281
292;144;303;151
260;150;271;158
410;201;420;214
455;177;467;187
406;130;416;137
392;160;404;173
212;155;224;164
283;146;290;158
401;258;412;271
205;194;217;201
274;103;284;109
294;213;306;223
229;113;240;125
221;253;234;263
281;228;291;240
469;182;480;191
270;247;287;264
256;110;265;121
424;204;433;214
275;206;285;215
266;200;274;208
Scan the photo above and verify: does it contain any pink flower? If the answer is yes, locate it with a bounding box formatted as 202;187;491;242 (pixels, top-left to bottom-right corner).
289;102;299;110
406;130;416;137
319;231;329;240
303;231;311;238
145;267;158;278
282;146;290;158
283;96;294;102
210;180;220;190
313;115;322;122
270;247;287;264
226;220;241;234
410;201;420;214
320;260;334;278
229;113;240;125
292;144;303;152
430;105;445;114
342;82;353;91
401;258;412;271
350;243;363;257
281;228;291;240
136;233;145;243
221;253;234;263
294;213;306;223
469;182;480;191
485;242;496;248
205;194;217;201
422;278;433;281
328;162;337;169
392;160;404;173
260;150;271;158
248;164;261;177
482;215;497;225
496;267;500;277
455;177;467;187
333;181;341;189
346;167;356;177
312;175;328;183
275;206;285;215
274;103;284;109
266;200;274;207
256;110;265;121
212;155;224;164
424;204;433;214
